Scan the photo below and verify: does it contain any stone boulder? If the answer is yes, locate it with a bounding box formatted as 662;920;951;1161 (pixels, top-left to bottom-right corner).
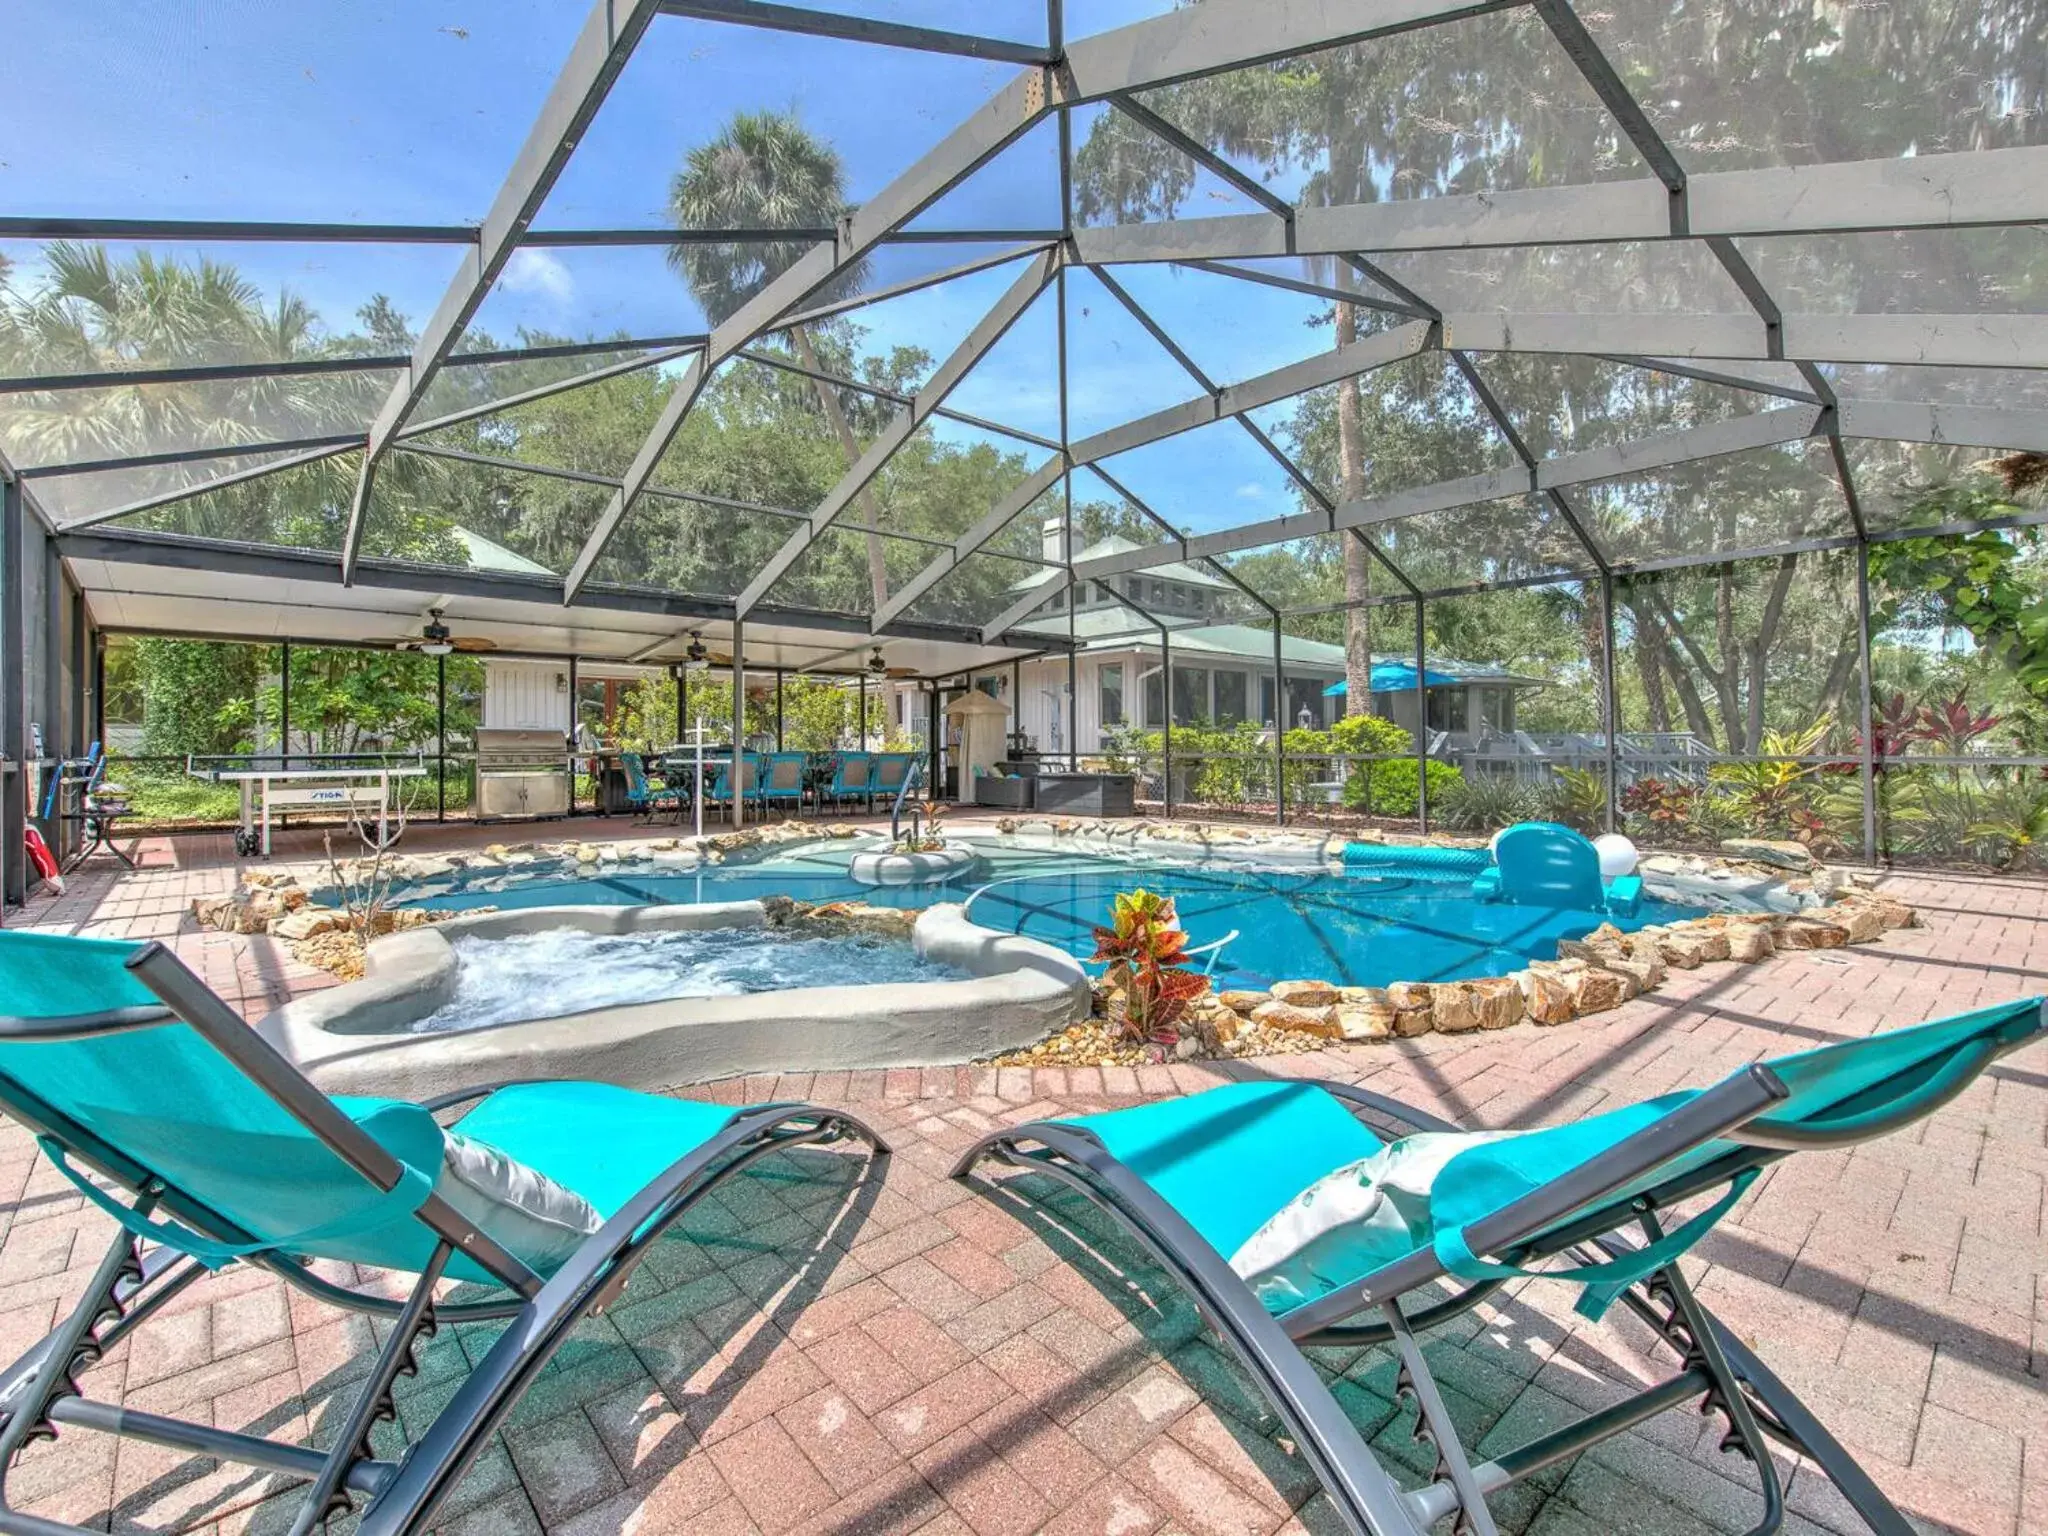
1513;967;1576;1026
1270;979;1341;1010
1655;926;1708;968
1218;990;1272;1015
271;906;346;942
1331;994;1395;1042
1430;983;1485;1034
1676;919;1731;962
1724;921;1776;963
1824;902;1887;943
1778;916;1849;950
1835;892;1915;930
1251;1000;1341;1039
1719;838;1815;872
1530;958;1626;1015
1469;975;1526;1030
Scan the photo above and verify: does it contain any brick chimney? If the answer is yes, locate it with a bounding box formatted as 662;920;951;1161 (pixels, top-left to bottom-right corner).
1041;514;1066;562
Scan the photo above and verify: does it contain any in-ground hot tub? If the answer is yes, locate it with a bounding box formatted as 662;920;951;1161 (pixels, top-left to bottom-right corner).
259;901;1090;1101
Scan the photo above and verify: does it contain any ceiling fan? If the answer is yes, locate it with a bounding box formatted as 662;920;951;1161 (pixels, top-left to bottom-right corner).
866;645;918;680
382;609;496;655
680;631;732;672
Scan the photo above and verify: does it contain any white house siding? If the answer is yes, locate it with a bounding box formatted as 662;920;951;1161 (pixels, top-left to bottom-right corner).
482;661;572;732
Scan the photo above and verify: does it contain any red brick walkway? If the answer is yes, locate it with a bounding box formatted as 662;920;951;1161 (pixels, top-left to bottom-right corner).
4;832;2043;1534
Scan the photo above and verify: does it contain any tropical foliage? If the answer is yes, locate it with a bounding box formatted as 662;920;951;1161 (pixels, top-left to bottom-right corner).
1089;889;1210;1045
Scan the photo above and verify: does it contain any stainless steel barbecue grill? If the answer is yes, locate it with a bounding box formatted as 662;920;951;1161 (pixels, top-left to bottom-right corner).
472;728;571;820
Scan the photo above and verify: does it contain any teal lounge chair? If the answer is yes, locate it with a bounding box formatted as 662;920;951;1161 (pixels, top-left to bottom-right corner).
825;751;874;812
955;997;2045;1536
0;932;888;1536
759;751;807;813
618;750;682;822
1473;820;1641;916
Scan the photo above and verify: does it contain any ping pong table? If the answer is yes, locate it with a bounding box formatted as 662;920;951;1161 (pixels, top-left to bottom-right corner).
185;756;427;856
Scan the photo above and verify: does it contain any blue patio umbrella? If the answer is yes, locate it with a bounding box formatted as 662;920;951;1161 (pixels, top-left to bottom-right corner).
1323;662;1458;697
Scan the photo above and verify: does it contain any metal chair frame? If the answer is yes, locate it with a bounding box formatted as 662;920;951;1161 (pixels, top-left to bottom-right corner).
951;1013;2044;1536
0;942;890;1536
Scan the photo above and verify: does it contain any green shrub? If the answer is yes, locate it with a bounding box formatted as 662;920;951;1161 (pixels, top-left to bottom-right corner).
1435;773;1540;832
1341;757;1463;816
1536;766;1608;834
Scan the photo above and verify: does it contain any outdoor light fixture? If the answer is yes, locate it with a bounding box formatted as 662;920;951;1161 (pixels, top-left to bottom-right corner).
683;632;711;672
867;646;888;675
417;612;454;657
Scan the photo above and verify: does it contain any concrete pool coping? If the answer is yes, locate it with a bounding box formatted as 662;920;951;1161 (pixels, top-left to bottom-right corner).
257;900;1092;1101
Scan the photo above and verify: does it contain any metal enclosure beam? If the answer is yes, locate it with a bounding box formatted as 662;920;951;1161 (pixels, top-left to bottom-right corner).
1066;319;1435;464
1076;143;2048;260
341;0;666;579
1;474;25;906
872;456;1067;630
733;251;1058;616
1067;406;1823;581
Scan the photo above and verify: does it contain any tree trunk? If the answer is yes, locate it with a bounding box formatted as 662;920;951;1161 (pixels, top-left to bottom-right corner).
1579;590;1609;739
1635;593;1720;748
1632;604;1674;733
790;325;891;610
1744;554;1800;753
1337;302;1373;715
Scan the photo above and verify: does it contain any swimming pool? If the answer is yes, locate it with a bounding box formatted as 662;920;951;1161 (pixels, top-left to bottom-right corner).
392;835;1702;991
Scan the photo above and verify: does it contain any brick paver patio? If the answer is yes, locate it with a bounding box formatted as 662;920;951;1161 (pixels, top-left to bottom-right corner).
3;823;2043;1534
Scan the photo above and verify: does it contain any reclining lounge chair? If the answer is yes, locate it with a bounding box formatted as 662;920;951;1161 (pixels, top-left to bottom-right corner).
0;931;889;1536
953;996;2045;1536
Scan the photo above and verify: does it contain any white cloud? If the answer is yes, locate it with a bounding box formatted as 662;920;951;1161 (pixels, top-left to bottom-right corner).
501;249;575;304
1233;481;1268;500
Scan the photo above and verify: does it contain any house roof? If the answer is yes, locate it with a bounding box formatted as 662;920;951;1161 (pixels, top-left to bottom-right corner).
1041;618;1547;685
1007;535;1232;594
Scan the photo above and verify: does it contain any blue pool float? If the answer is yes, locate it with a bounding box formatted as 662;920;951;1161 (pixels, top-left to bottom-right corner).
1471;821;1641;917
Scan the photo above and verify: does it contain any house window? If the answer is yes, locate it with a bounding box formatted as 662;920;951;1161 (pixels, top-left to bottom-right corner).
1260;676;1276;727
1100;664;1125;727
1171;666;1210;725
1427;688;1461;733
975;675;1003;701
1143;669;1165;728
1480;687;1513;733
1214;670;1247;725
1286;677;1325;729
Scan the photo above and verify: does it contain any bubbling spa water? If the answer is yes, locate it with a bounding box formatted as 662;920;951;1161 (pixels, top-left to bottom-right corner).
413;926;968;1033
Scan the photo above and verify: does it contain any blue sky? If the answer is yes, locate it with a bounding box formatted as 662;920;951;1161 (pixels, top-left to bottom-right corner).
0;0;1341;530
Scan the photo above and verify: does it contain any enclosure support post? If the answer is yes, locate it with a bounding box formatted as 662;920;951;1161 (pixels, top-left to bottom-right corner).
676;666;687;749
279;639;291;770
856;671;866;750
1066;637;1078;773
926;685;941;802
1600;572;1620;835
1011;658;1022;754
435;653;447;823
1856;544;1877;864
1413;597;1429;836
566;655;580;818
1272;618;1286;826
774;668;785;752
729;626;744;829
92;634;106;759
1;474;25;908
1162;625;1174;820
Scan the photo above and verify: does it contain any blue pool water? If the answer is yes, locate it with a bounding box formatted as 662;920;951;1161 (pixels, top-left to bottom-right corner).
394;838;1700;990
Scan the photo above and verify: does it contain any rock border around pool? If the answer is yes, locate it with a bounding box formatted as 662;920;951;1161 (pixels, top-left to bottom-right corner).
257;898;1091;1101
188;820;862;941
992;889;1918;1069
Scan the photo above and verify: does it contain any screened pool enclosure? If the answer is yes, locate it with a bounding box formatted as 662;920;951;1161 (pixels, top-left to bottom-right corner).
3;0;2046;904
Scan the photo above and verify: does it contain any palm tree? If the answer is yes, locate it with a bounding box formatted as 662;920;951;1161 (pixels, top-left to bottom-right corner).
667;110;892;608
0;243;460;557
